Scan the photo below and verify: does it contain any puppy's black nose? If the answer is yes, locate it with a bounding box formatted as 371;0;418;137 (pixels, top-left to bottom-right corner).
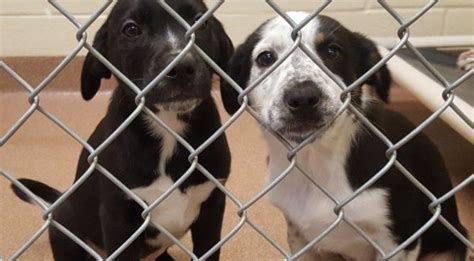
284;81;322;113
166;56;196;79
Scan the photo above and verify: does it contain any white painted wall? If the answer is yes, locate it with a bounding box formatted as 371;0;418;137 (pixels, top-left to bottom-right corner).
0;0;473;56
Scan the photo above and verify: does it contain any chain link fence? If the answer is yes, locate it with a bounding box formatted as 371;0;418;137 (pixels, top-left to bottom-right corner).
1;0;473;260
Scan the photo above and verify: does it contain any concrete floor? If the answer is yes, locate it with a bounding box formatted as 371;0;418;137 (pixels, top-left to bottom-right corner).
1;58;472;260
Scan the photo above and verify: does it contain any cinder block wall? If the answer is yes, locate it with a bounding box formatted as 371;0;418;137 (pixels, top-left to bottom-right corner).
0;0;473;56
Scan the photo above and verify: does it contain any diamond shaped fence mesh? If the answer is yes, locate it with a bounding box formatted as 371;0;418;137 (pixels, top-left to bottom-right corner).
1;0;472;260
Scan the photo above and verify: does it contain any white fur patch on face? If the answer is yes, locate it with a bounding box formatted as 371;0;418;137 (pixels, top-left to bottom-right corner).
166;26;180;50
248;12;342;133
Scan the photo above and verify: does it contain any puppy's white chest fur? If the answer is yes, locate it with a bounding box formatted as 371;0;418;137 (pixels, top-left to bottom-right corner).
265;119;397;259
134;111;215;258
133;176;215;256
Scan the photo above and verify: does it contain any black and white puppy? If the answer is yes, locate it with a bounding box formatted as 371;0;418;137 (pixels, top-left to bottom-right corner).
221;12;468;261
11;0;233;260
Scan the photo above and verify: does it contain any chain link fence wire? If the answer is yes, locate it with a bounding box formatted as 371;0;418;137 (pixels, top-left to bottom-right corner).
1;0;473;260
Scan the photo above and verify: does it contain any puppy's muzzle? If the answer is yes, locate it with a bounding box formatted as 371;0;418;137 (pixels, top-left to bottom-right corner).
275;80;329;141
150;52;210;113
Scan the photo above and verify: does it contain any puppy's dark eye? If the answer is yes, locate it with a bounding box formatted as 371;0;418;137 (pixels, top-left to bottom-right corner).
256;51;276;67
194;13;208;29
327;43;342;59
122;21;142;38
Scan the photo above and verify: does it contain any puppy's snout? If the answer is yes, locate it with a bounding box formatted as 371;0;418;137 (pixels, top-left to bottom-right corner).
284;81;322;113
166;55;196;80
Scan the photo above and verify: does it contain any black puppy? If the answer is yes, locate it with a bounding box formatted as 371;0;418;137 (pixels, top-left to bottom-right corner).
11;0;233;260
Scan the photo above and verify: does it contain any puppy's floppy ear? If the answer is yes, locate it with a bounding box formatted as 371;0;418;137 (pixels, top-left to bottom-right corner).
353;33;391;103
81;23;111;101
208;17;234;73
220;31;260;115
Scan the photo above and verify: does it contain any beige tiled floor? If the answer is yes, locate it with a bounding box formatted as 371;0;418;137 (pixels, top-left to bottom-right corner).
1;87;472;260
